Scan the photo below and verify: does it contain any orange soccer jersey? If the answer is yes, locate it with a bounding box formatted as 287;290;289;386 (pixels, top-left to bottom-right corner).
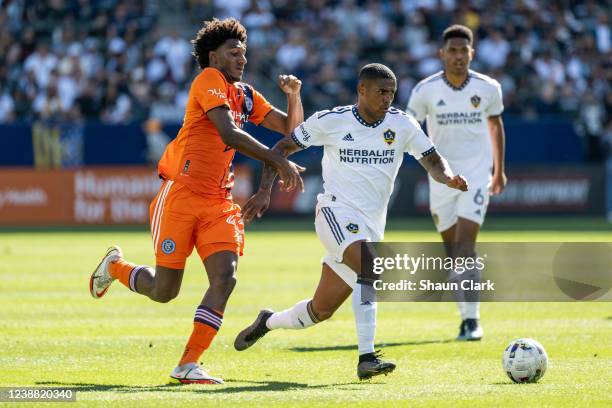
150;68;273;268
158;67;273;198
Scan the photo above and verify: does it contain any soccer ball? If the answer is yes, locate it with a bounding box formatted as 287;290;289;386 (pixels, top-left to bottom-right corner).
502;338;548;383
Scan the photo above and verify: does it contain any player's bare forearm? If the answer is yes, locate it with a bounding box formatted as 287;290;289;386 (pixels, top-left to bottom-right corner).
284;93;304;136
261;75;303;136
488;115;507;194
258;136;304;192
245;136;304;223
280;74;303;135
258;164;277;192
488;115;505;175
419;151;453;183
419;151;468;191
226;127;285;166
208;106;284;167
209;106;305;191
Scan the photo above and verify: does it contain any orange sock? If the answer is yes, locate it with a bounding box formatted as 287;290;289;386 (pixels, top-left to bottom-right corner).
109;259;145;292
179;306;223;366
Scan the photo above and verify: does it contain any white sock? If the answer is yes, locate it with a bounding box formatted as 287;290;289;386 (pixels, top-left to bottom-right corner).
456;301;467;320
463;266;481;319
464;302;480;319
266;299;318;330
449;269;467;319
352;283;377;355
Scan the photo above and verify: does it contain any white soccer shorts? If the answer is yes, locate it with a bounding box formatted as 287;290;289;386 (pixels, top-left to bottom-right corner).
429;181;490;232
314;203;374;288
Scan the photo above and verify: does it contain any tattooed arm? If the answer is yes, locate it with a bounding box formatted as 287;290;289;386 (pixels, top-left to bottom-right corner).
242;136;305;223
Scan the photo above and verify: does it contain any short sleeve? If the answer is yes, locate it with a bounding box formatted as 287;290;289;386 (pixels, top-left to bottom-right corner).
247;87;274;125
403;115;436;158
407;86;428;122
486;82;504;116
290;112;327;148
193;69;230;113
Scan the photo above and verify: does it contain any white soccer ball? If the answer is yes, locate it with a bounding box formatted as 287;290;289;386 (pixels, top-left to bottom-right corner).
502;338;548;383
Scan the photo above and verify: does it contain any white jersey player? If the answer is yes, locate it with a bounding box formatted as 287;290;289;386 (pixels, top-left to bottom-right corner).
234;63;468;380
407;25;507;341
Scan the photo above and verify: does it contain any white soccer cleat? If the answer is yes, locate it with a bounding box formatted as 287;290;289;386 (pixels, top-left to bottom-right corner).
170;363;224;384
89;245;122;299
456;318;483;341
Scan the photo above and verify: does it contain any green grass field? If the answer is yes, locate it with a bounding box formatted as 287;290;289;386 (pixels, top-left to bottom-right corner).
1;218;611;407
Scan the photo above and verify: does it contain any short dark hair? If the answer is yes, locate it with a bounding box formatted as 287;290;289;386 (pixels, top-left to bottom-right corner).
359;63;396;82
442;24;473;45
192;18;247;69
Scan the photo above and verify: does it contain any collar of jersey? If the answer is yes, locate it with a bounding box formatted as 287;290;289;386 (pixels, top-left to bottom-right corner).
352;105;385;128
442;72;470;91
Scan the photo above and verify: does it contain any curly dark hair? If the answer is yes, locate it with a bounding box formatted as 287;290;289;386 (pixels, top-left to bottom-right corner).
442;24;473;45
191;18;247;69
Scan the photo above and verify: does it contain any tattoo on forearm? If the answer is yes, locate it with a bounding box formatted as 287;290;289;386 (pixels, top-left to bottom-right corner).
419;152;452;184
258;136;303;191
259;164;277;191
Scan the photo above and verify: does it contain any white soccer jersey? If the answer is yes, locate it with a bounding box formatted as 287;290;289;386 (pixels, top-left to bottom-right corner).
407;70;503;186
291;105;435;237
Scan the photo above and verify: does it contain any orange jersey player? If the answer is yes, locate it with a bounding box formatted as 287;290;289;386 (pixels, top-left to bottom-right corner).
89;18;305;384
158;65;280;198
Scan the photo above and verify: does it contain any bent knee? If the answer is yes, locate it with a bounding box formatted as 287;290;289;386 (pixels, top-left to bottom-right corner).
210;271;237;291
151;288;179;303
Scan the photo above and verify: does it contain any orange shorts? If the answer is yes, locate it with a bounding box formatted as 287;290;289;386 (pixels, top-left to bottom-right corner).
149;180;244;269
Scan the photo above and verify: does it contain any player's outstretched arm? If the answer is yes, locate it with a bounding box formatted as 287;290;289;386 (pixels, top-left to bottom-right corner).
243;136;305;223
418;151;468;192
261;75;304;136
208;106;304;192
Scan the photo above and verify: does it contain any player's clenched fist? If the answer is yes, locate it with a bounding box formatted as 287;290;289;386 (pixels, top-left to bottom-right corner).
446;175;468;192
278;74;302;94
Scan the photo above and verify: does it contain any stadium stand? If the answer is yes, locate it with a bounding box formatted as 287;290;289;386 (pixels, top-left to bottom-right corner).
0;1;609;135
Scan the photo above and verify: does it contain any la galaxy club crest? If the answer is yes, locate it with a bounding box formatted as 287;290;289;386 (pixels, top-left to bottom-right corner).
470;95;481;108
383;129;396;145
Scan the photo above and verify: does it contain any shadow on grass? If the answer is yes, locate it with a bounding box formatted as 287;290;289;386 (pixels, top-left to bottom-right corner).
490;382;536;385
289;339;453;353
36;379;368;394
36;381;181;393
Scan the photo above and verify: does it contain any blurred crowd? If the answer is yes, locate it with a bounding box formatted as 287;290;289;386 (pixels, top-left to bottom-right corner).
0;0;610;158
0;0;191;124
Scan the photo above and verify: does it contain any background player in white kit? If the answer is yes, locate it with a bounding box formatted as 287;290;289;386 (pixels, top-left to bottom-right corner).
407;25;507;341
234;64;468;380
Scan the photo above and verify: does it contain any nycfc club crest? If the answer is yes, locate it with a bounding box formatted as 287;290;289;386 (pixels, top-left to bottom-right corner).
383;129;396;145
346;223;359;234
161;239;176;254
244;95;253;112
470;94;481;108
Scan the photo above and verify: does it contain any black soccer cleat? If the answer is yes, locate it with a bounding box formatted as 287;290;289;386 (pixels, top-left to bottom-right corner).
357;351;396;380
456;318;483;341
234;309;273;351
455;319;467;341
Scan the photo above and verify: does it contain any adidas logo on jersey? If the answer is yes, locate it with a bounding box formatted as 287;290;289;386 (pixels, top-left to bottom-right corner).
437;99;446;106
342;133;354;141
